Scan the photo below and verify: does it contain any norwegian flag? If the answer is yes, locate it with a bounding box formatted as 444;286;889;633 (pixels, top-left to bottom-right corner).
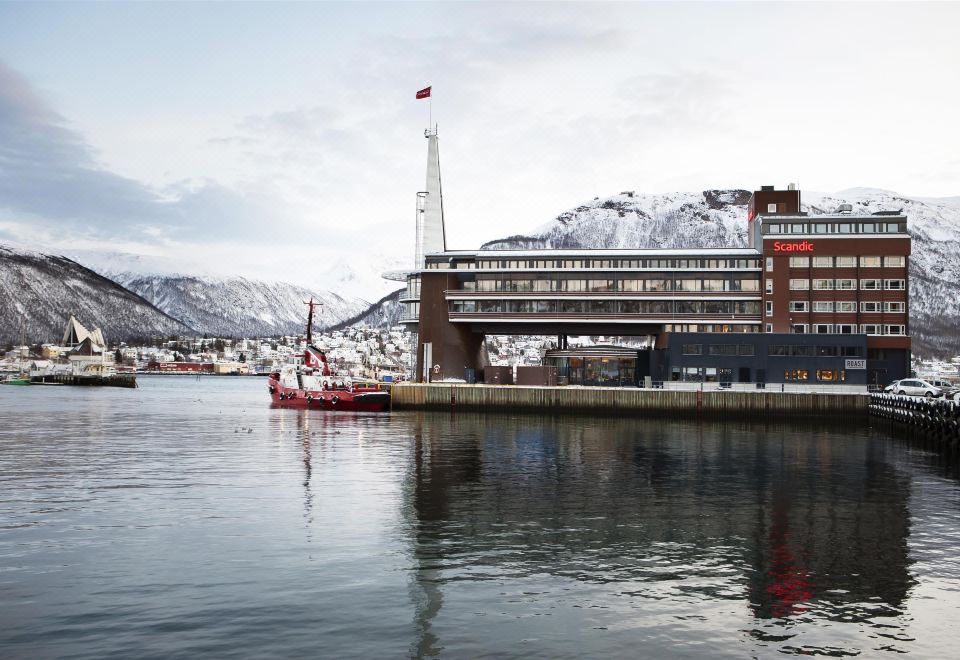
416;86;431;99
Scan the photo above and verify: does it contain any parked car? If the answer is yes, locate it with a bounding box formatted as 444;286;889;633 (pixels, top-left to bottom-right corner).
928;379;955;390
883;380;902;393
893;378;945;398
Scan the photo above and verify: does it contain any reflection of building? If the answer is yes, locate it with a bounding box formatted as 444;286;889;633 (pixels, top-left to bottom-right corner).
391;130;911;386
402;414;912;633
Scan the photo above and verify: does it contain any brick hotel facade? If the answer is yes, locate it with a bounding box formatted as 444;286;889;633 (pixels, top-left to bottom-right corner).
400;185;911;387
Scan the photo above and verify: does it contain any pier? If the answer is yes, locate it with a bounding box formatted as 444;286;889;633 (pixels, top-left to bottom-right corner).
390;383;868;418
869;393;960;456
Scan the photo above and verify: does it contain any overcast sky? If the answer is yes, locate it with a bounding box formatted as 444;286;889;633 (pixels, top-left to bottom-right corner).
0;1;957;288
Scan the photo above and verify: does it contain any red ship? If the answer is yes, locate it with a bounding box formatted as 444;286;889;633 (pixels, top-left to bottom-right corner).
267;299;391;412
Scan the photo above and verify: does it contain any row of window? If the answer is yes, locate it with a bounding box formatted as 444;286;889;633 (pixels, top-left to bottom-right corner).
471;276;760;293
784;369;848;382
781;255;905;268
764;222;905;235
787;278;905;290
787;301;905;313
764;324;906;335
664;324;759;333
449;300;762;315
682;344;756;356
469;258;760;270
769;345;863;357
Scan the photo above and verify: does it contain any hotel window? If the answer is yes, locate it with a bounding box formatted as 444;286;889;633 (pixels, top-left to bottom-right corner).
766;323;773;333
860;301;881;313
766;257;773;272
675;279;701;291
561;279;588;292
587;279;614;292
708;344;737;356
861;324;881;334
884;301;906;313
861;223;877;233
813;324;833;334
813;301;834;312
702;279;725;291
765;301;773;317
837;224;853;234
860;256;882;267
682;344;702;355
813;279;834;290
836;324;856;334
767;203;777;213
789;301;809;312
790;279;810;290
817;369;846;382
767;224;782;233
620;279;643;292
812;256;833;268
836;278;856;290
736;301;761;314
791;224;806;233
785;369;810;381
885;256;906;267
765;280;773;294
789;256;810;267
860;279;881;290
791;324;808;333
836;256;857;267
646;278;672;291
888;223;903;233
837;301;856;312
813;223;831;234
886;325;906;335
884;279;905;290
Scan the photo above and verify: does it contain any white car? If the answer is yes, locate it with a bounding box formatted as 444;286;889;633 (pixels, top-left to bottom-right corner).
893;379;944;398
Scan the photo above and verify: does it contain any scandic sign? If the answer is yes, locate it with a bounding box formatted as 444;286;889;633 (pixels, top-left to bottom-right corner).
773;240;814;253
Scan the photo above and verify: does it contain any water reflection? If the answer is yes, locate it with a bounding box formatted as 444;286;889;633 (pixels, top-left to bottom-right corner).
401;414;914;656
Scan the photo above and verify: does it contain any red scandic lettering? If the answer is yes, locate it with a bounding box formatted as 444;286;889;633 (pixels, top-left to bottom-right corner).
773;241;813;253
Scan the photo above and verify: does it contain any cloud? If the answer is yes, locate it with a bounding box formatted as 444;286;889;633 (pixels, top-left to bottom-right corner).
0;60;305;245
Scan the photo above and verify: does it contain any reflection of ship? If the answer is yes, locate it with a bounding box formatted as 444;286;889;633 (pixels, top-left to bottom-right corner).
267;300;390;412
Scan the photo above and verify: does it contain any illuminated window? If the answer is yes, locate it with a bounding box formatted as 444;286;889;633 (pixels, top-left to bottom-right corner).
784;369;810;381
836;256;857;267
789;256;810;267
816;370;846;382
885;256;906;267
860;256;882;267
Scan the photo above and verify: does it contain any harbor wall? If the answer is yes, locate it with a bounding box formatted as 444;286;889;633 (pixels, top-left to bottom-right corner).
390;383;868;418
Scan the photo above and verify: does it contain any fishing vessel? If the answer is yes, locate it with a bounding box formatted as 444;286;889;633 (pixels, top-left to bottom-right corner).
267;300;391;412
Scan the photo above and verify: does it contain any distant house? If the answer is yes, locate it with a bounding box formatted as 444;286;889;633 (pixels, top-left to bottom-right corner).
68;337;115;377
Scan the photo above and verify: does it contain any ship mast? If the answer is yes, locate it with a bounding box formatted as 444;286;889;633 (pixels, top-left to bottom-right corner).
304;297;320;345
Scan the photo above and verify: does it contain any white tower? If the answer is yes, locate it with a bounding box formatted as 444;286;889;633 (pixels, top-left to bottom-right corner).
415;128;446;268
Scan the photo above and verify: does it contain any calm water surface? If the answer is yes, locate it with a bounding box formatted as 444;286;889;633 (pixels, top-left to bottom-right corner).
2;376;960;658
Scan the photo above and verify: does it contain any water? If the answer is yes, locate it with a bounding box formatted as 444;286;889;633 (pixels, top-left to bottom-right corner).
2;377;960;658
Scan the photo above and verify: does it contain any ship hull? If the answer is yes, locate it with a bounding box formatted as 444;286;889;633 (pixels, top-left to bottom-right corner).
268;377;390;412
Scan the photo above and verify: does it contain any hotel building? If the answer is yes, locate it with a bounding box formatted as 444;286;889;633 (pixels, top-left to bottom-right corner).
395;134;910;387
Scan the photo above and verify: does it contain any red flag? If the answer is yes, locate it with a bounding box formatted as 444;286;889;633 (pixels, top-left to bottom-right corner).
416;86;431;99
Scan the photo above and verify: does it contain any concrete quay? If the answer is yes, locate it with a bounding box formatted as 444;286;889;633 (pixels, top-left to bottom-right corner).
390;383;868;418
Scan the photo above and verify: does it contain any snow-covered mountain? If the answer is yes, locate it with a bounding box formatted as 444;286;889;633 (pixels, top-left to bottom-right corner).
110;273;370;338
326;288;405;332
483;188;960;357
0;244;194;344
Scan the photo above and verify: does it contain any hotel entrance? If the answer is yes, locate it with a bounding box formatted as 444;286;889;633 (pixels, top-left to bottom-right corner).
544;346;651;387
